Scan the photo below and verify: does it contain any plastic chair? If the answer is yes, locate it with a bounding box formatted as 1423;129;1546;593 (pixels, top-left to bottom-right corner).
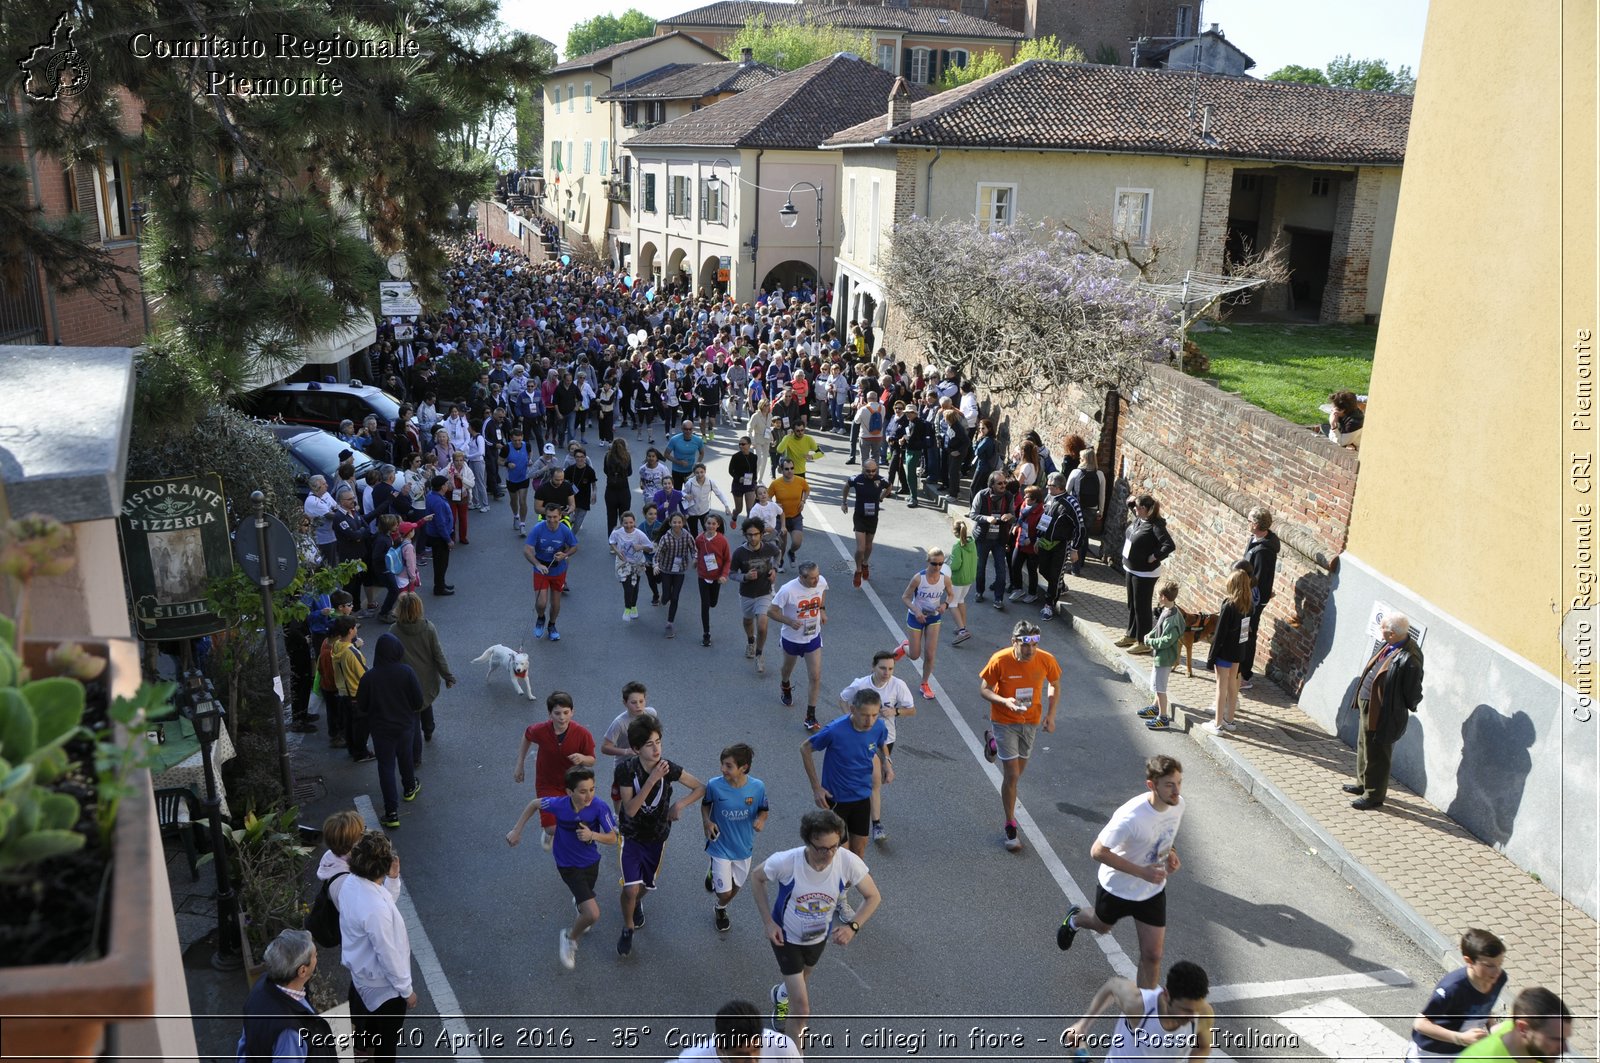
154;787;201;881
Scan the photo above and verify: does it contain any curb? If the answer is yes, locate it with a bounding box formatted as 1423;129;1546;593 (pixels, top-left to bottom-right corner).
1065;611;1457;974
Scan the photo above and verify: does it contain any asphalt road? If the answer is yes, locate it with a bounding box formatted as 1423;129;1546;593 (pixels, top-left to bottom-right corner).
300;426;1444;1062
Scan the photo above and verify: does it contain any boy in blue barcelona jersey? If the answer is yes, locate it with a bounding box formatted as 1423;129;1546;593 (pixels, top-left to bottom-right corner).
524;502;579;641
702;742;769;933
798;686;891;922
506;766;617;971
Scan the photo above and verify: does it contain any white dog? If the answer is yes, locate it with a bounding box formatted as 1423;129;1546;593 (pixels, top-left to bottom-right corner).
471;644;534;700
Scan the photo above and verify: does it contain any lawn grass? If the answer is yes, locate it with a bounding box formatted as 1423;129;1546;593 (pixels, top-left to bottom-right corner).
1188;321;1377;425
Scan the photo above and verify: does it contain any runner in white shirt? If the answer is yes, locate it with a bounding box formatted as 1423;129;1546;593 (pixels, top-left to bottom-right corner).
839;652;915;844
747;485;785;542
1064;961;1214;1061
767;564;828;730
1056;755;1186;990
670;1000;801;1060
894;550;953;702
751;810;881;1051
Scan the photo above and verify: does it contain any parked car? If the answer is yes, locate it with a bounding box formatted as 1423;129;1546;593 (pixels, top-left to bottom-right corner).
239;381;403;435
264;422;376;500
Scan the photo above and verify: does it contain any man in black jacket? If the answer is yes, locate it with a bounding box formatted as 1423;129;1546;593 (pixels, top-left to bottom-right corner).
236;928;334;1061
1344;614;1425;810
358;633;425;828
1240;507;1280;687
1036;473;1087;621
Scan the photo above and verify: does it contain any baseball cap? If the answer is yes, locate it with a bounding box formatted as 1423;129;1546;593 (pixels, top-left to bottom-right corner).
543;443;556;454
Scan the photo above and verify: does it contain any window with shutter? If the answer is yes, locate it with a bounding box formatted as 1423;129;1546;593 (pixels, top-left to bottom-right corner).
699;180;708;220
903;48;913;80
938;50;949;81
69;164;99;236
667;178;676;217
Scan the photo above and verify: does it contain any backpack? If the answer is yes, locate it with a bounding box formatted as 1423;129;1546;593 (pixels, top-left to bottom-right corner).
1073;469;1102;511
385;543;405;576
306;872;348;947
868;409;883;434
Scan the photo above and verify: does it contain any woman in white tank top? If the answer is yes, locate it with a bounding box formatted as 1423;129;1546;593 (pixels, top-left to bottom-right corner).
896;550;952;703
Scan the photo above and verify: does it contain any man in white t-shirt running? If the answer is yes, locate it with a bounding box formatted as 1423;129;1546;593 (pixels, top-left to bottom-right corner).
751;809;881;1050
1063;960;1214;1061
670;999;801;1060
1056;754;1185;989
767;562;828;729
838;651;916;845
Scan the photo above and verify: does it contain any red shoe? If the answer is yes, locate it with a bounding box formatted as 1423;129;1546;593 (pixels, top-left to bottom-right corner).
893;639;909;660
853;568;862;588
920;681;935;700
862;564;870;581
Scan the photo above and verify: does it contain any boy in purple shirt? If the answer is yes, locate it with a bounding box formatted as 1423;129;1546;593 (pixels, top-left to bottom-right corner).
507;766;617;969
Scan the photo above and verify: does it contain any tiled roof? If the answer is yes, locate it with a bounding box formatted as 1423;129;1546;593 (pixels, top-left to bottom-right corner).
659;0;1023;40
822;60;1412;166
624;51;928;150
599;60;782;101
550;31;723;73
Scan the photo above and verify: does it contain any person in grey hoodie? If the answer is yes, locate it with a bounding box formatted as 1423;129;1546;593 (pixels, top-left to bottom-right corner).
388;592;455;765
355;633;424;828
1240;507;1280;687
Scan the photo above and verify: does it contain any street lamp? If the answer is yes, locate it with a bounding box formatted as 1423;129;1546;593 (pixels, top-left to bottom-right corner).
179;669;241;970
779;181;824;351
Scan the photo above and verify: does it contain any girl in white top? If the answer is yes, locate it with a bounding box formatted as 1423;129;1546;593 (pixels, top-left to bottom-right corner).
895;549;953;702
683;463;733;536
464;426;489;512
747;485;784;539
337;830;414;1059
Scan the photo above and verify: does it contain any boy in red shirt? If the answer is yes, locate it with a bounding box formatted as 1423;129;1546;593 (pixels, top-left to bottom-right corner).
513;691;597;849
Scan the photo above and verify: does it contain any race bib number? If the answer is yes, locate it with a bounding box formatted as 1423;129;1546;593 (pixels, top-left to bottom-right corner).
1013;686;1035;708
672;557;685;573
1037;514;1054;534
451;490;463;501
801;616;820;637
863;502;876;515
1239;617;1252;645
702;553;718;569
741;474;754;487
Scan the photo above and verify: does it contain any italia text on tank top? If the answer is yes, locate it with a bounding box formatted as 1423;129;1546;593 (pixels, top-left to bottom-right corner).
911;572;945;615
1106;987;1196;1062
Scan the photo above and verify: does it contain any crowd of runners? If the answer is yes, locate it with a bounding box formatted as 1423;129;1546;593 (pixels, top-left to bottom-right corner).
266;237;1573;1063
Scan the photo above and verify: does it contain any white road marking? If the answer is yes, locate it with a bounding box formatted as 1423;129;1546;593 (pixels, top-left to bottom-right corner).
1208;968;1413;1004
354;794;481;1062
807;500;1139;981
1274;997;1413;1062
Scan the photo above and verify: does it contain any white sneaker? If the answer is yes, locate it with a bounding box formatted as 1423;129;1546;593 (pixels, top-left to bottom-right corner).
835;892;857;922
1022;593;1039;603
1202;720;1225;735
871;821;888;844
1007;589;1025;602
1224;720;1239;732
558;929;576;969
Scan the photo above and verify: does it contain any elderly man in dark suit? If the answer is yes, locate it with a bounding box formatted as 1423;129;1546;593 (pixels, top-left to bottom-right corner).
1343;613;1425;809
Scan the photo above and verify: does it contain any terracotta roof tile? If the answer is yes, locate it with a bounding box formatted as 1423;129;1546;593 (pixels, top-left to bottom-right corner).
550;31;723;73
600;60;782;101
660;0;1022;40
625;51;928;150
822;59;1412;165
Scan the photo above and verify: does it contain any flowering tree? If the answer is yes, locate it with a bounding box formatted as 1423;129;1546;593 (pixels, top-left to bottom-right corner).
883;217;1179;397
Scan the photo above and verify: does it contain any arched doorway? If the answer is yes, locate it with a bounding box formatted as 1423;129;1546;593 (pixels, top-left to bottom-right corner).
636;242;657;284
760;260;820;300
665;248;690;293
699;254;727;297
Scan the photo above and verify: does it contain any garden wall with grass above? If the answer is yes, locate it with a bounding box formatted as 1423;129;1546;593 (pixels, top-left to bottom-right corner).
992;364;1360;694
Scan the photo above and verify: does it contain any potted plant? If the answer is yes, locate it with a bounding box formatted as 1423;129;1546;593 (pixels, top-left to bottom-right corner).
0;516;175;1062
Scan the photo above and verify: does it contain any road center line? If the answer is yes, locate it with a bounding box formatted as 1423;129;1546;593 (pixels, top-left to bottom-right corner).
355;794;481;1062
806;499;1139;982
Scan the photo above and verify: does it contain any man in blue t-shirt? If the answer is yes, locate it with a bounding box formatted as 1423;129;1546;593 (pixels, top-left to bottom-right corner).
524;502;579;641
701;742;770;933
665;421;706;490
506;766;617;970
799;687;891;869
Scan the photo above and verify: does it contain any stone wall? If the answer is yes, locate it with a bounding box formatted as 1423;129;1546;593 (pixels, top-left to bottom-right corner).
475;200;549;261
983;364;1360;692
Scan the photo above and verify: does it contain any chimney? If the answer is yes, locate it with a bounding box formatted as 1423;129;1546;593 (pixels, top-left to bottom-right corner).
740;46;753;64
1209;22;1220;35
887;76;912;130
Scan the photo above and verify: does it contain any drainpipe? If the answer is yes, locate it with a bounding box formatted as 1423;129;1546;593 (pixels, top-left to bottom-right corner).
750;149;764;295
925;146;942;217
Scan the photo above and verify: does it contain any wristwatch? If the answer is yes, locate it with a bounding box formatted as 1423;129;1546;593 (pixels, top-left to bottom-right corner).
847;920;861;933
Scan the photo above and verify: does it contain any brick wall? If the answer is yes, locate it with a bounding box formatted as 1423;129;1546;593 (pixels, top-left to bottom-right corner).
1321;169;1379;323
892;149;919;225
476;200;550;261
982;364;1360;693
1031;0;1188;60
1194;159;1235;274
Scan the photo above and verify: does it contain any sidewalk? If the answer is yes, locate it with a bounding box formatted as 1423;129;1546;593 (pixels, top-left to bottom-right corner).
1058;559;1598;1059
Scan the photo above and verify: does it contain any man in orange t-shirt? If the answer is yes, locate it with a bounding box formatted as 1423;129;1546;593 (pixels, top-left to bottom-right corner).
768;462;811;569
979;619;1061;853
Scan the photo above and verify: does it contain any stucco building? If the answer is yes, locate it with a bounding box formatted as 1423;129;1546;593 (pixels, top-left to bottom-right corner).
822;60;1410;332
624;52;925;302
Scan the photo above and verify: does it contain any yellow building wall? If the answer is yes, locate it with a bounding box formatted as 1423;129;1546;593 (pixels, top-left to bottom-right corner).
1346;0;1595;679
